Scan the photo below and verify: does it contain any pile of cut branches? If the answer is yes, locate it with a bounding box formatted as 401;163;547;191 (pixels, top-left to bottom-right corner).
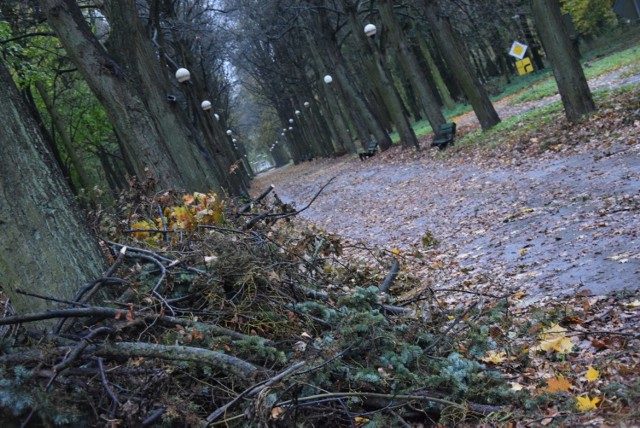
0;181;637;426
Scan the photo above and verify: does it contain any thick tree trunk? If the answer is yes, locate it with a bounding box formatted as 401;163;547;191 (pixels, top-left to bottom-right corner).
39;0;221;192
0;61;106;317
311;10;394;150
423;0;501;131
379;0;446;132
344;0;420;150
413;24;456;110
530;0;596;123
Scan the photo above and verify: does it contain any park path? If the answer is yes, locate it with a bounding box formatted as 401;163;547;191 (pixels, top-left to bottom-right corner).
253;69;640;299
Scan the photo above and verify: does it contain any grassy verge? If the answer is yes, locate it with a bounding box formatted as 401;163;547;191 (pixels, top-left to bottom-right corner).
396;26;640;143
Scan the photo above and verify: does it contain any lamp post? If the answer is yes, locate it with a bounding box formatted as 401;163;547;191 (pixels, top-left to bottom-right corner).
364;23;377;37
323;75;333;84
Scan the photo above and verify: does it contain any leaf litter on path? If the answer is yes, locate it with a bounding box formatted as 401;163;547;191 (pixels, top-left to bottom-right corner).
252;82;640;424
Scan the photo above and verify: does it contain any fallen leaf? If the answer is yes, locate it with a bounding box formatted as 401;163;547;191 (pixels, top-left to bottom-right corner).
510;382;525;391
512;291;526;300
537;324;575;354
354;416;370;426
481;350;507;364
576;395;601;411
584;366;600;382
270;406;285;420
542;374;572;393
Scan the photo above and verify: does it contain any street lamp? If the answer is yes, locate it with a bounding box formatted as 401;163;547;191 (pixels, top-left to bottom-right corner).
295;110;301;115
364;24;377;37
304;101;310;108
175;68;191;83
323;75;333;84
201;100;212;111
226;130;232;135
289;118;294;123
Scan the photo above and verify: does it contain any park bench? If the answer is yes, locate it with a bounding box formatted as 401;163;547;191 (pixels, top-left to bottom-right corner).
431;122;457;150
359;140;379;161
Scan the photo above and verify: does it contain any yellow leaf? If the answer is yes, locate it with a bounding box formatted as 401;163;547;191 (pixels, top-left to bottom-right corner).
354;416;370;427
538;324;575;354
584;366;600;382
628;300;640;308
518;248;528;256
576;395;601;412
542;374;572;393
391;248;401;255
481;350;507;364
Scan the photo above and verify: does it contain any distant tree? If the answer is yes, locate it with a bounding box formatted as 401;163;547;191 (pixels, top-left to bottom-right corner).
531;0;596;122
561;0;618;38
0;60;106;316
422;0;501;131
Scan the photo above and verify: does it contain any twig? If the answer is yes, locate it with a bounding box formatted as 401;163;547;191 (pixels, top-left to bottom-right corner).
15;289;91;307
424;301;478;353
97;357;120;417
237;184;274;214
54;327;113;372
105;241;206;275
276;391;466;411
206;360;306;423
242;177;335;229
268;176;336;220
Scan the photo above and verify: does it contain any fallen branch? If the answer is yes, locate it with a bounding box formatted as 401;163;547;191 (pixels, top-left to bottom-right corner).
0;306;272;344
238;184;274;214
379;259;400;294
91;342;268;381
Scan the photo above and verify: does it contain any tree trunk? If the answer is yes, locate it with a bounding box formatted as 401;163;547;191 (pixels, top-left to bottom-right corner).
0;61;106;317
412;24;456;110
344;0;420;150
39;0;221;192
530;0;596;123
423;0;501;131
311;10;394;150
379;0;446;133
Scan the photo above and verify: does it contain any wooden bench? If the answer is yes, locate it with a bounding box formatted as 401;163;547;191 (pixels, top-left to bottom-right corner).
431;122;457;150
359;140;379;160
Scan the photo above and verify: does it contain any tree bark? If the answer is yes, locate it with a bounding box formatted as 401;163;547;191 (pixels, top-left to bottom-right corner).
379;0;446;132
39;0;221;192
312;9;394;150
0;61;106;317
530;0;596;123
422;0;501;131
344;0;420;149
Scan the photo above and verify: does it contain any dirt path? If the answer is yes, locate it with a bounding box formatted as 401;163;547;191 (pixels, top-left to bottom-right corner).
253;74;640;299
